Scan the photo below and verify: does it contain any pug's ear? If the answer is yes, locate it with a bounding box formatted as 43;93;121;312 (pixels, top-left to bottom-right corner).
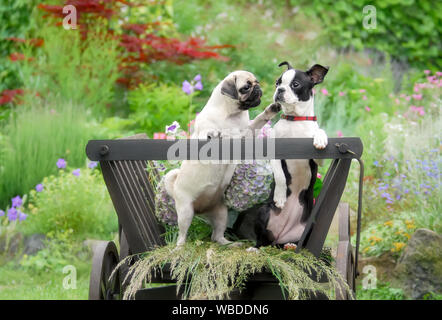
221;76;238;100
306;64;329;85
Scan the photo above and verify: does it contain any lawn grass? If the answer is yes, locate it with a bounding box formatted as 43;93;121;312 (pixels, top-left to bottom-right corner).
0;261;90;300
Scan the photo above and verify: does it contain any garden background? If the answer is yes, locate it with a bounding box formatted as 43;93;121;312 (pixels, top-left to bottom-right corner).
0;0;440;300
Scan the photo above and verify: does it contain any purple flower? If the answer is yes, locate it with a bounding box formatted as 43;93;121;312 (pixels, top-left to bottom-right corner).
182;80;193;95
18;211;27;221
11;195;22;208
165;121;180;135
194;81;203;91
7;207;17;221
88;161;98;169
56;158;67;169
193;74;202;82
0;210;4;217
384;172;391;176
35;183;44;192
72;169;80;177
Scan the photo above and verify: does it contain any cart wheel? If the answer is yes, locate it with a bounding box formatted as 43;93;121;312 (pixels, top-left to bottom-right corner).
89;241;120;300
335;203;356;300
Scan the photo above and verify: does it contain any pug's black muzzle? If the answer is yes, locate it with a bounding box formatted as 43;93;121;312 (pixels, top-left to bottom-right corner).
239;85;262;110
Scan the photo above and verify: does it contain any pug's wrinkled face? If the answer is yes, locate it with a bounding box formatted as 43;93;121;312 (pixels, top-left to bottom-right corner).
220;71;262;110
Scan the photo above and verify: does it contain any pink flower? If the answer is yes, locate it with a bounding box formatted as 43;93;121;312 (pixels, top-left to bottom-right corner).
405;96;411;101
153;133;166;139
412;94;422;100
317;173;322;179
337;130;343;137
339;91;345;96
365;106;371;112
362;95;367;100
321;88;329;95
436;72;442;77
424;70;431;75
312;88;316;95
395;98;400;105
359;89;366;93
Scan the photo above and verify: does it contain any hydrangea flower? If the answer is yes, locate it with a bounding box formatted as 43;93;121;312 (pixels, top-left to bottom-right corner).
155;178;178;226
224;161;274;211
35;183;44;192
56;158;67;169
155;161;274;225
88;161;98;169
72;169;80;176
11;195;22;208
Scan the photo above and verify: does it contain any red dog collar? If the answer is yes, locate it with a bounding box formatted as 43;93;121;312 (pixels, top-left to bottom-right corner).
281;114;317;121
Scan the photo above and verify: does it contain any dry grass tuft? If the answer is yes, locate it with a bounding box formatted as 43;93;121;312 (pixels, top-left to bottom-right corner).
112;241;352;300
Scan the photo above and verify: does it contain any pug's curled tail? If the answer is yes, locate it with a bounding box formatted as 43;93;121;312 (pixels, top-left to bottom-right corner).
164;169;179;198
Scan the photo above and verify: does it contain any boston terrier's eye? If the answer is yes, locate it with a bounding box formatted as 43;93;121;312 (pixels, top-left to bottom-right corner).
275;78;282;87
291;81;300;88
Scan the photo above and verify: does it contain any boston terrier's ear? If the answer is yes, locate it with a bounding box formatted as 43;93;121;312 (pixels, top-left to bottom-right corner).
306;64;329;85
221;75;238;100
278;61;293;70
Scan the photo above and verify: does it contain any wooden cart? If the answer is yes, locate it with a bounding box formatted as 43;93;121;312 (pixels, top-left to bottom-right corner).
85;134;364;300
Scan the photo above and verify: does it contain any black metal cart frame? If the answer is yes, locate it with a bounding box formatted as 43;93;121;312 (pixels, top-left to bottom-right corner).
86;134;363;300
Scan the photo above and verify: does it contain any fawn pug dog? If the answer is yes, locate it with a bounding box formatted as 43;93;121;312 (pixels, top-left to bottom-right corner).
165;70;280;247
251;62;329;250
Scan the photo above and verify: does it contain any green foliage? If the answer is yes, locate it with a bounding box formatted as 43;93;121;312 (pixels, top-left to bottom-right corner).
0;0;38;92
117;241;350;300
0;102;103;208
150;0;324;119
357;282;406;300
300;0;442;69
0;259;90;299
19;166;117;239
357;213;417;258
127;83;194;135
19;230;90;274
19;25;120;117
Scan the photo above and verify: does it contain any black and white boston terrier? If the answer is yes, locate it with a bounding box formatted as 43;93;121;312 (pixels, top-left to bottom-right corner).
248;62;329;251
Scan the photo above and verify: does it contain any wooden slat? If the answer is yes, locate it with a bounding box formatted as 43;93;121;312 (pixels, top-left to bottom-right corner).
86;138;363;161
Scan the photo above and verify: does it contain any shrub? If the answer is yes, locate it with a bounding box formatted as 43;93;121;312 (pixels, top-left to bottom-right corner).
18;25;120;117
300;0;442;69
19;229;91;274
19;163;117;239
127;83;195;135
